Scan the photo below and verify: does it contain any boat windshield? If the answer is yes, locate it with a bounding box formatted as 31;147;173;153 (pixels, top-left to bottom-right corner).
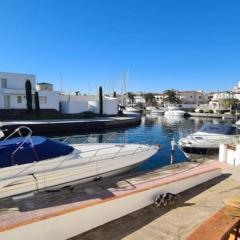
199;124;239;135
0;136;74;168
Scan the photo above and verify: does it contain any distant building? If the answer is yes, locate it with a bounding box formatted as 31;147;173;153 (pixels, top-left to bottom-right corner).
177;91;209;105
127;90;209;108
0;72;59;110
207;81;240;113
154;93;165;105
60;94;119;115
36;82;54;91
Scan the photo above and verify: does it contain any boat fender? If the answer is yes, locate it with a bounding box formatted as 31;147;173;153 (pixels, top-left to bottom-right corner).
154;193;180;207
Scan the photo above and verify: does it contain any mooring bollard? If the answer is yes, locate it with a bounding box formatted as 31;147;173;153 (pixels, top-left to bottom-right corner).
170;140;176;164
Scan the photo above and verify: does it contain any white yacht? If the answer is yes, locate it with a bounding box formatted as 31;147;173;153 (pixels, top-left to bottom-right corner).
178;123;240;155
145;106;165;115
151;109;165;115
124;106;142;113
146;106;156;111
164;106;186;117
0;127;159;199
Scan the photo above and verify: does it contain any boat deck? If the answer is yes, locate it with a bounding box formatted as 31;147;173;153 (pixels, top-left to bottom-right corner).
0;160;224;239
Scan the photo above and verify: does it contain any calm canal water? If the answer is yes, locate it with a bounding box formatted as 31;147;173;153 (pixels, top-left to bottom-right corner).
52;115;233;172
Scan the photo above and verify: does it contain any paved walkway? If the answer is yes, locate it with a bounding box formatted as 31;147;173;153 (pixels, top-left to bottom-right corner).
73;165;240;240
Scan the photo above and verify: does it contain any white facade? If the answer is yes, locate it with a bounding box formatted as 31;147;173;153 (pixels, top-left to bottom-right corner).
61;101;88;114
38;91;59;110
60;94;119;115
128;91;209;107
0;72;59;110
208;91;237;113
177;91;209;105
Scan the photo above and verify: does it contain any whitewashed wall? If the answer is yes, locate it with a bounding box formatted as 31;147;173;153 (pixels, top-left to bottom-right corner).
0;72;36;90
60;97;118;115
103;98;118;115
61;101;88;114
219;144;240;166
59;95;98;102
0;89;4;108
38;91;60;111
88;100;99;114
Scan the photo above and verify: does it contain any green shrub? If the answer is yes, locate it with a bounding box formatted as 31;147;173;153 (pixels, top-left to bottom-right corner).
208;109;214;114
219;110;227;114
199;109;204;113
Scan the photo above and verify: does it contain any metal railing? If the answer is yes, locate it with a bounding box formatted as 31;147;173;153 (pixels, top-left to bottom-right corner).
3;126;40;165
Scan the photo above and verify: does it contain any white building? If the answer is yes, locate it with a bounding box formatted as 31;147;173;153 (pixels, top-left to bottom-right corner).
0;72;59;110
36;82;53;91
206;80;240;113
60;94;119;115
177;91;209;105
127;90;209;108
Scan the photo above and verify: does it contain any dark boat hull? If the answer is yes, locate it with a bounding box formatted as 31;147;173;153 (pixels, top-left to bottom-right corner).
181;146;219;155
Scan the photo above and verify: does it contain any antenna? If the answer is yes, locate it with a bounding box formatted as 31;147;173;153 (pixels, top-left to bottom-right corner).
112;74;115;94
126;68;130;92
60;76;63;93
121;71;127;105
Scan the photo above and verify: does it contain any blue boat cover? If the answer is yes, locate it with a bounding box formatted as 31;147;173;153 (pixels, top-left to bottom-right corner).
200;124;240;135
0;136;74;168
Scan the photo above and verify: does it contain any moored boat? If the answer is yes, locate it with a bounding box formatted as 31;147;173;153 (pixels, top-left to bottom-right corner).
151;109;165;115
0;122;4;139
178;123;240;156
0;130;4;139
0;127;159;199
164;106;186;117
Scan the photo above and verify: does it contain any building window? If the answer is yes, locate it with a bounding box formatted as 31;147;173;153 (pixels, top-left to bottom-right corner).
190;96;193;98
1;78;7;88
17;96;22;104
199;96;202;99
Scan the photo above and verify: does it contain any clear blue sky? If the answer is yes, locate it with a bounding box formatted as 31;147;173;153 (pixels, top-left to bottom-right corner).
0;0;240;94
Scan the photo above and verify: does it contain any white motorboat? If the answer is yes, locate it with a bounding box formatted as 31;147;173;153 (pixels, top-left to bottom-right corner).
145;107;164;115
178;123;240;155
164;106;186;117
151;109;165;115
146;106;156;111
0;130;4;139
125;106;142;113
0;127;159;199
0;122;4;139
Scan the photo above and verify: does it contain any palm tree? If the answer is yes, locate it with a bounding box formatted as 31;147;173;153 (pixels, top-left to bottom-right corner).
164;89;181;104
144;93;156;106
221;98;238;113
127;92;135;105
